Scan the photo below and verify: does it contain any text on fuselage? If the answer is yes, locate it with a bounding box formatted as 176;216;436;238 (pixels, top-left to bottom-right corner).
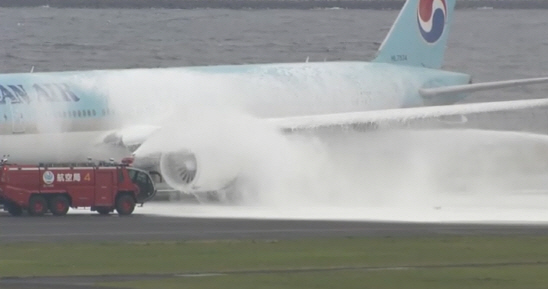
0;83;80;104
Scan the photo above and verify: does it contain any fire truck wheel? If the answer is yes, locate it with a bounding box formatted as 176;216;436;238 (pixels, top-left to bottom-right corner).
115;194;135;216
6;203;23;216
28;195;48;216
49;196;70;216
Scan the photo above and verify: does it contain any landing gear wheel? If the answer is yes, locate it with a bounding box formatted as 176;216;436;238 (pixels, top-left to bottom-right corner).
49;195;70;216
97;208;111;215
115;195;135;216
28;195;48;216
6;202;23;216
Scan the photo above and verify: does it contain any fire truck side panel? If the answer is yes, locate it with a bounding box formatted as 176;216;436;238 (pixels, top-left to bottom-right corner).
3;185;32;207
68;186;96;207
39;167;95;187
38;167;94;207
4;169;39;207
95;170;115;206
8;169;40;191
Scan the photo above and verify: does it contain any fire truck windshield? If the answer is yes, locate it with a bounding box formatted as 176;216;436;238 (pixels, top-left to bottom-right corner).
127;168;156;203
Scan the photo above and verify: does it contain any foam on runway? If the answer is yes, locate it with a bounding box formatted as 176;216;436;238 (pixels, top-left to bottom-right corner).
141;125;548;224
98;70;548;224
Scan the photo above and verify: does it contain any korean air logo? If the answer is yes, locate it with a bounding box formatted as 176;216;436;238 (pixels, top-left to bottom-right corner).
42;171;55;185
417;0;447;44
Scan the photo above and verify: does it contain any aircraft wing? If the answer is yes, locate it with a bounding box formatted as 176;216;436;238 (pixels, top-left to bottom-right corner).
100;124;161;151
419;77;548;98
99;98;548;150
268;98;548;131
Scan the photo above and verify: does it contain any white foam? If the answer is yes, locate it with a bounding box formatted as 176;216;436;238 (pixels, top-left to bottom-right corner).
136;201;548;224
138;121;548;224
94;69;548;224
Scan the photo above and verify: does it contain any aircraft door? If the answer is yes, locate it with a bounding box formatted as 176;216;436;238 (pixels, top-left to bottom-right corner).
6;98;26;134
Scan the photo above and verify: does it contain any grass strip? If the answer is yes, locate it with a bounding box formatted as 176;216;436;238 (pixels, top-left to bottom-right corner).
103;265;548;289
1;236;548;277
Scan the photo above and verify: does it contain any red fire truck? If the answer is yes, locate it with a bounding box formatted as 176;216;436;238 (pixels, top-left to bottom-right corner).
0;160;156;216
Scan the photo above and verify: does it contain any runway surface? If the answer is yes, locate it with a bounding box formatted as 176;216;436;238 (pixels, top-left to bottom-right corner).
3;209;548;243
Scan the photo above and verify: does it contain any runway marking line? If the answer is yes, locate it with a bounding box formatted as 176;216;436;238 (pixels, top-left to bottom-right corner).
2;261;548;287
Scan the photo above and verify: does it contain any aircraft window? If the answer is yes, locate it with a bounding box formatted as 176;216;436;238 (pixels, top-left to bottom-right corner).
92;110;96;116
87;110;91;117
102;109;106;116
77;110;81;118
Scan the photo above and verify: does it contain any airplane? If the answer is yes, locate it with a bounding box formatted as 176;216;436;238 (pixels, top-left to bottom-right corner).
1;0;548;198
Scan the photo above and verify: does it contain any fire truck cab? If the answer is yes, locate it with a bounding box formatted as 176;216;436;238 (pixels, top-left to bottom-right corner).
0;160;156;216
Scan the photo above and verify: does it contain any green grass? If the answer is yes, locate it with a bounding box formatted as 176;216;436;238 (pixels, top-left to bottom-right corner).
2;236;548;288
104;266;548;289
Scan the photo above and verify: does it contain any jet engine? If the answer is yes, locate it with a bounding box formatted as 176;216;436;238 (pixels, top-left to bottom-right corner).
159;148;241;193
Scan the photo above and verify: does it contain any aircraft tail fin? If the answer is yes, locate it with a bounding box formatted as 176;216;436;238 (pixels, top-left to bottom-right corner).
372;0;456;69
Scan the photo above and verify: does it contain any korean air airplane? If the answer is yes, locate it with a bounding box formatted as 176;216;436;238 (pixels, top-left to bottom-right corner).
1;0;548;195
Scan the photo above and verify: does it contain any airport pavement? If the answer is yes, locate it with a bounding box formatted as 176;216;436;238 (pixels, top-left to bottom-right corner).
3;211;548;243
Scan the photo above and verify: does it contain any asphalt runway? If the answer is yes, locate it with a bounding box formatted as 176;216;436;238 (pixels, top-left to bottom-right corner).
3;210;548;243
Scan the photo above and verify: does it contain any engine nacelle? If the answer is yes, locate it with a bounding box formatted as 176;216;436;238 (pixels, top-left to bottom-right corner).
159;148;240;192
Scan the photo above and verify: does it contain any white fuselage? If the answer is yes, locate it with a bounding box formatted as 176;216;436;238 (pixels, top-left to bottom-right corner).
0;61;470;163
